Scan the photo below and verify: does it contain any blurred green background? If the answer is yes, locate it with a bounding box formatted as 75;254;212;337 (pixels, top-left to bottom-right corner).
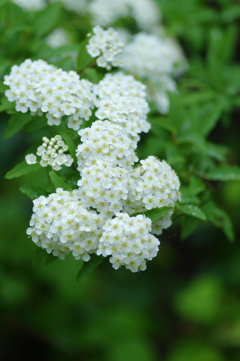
1;0;240;360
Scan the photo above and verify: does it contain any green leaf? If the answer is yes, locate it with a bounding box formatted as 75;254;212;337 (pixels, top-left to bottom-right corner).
5;113;32;138
44;253;57;266
33;2;62;37
76;37;93;72
181;216;199;240
49;171;72;191
32;247;47;267
23;115;48;133
131;207;174;222
5;160;41;179
82;68;100;83
149;117;177;134
58;129;76;159
176;203;207;221
203;201;235;242
205;164;240;181
0;97;15;112
197;101;223;136
32;247;57;267
19;184;48;200
76;255;104;282
0;81;8;93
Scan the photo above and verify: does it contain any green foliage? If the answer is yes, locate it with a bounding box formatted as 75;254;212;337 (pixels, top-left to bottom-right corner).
1;1;240;359
49;171;72;191
76;255;103;282
5;160;41;179
19;184;48;200
132;207;174;222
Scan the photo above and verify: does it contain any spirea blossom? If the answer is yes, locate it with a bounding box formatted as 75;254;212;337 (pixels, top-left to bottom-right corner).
77;160;130;214
97;213;160;272
126;156;181;234
122;32;187;113
122;33;176;81
86;26;124;69
25;135;74;171
94;72;150;136
26;188;106;261
76;120;138;171
89;0;161;31
4;59;95;130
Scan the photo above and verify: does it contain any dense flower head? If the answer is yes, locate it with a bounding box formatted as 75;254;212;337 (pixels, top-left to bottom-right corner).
97;213;160;272
125;156;181;234
26;188;107;261
25;135;74;171
77;160;129;214
122;33;176;81
89;0;161;31
4;59;95;130
77;120;138;171
94;72;150;136
87;26;125;69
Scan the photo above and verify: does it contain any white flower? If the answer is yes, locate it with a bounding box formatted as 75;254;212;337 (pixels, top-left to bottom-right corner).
25;154;37;164
4;59;95;130
98;213;160;272
28;135;74;171
87;26;125;69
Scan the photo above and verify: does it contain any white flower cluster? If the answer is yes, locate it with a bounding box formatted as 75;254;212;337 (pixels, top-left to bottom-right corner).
26;189;106;261
89;0;161;31
97;213;160;272
122;32;187;114
12;0;46;10
86;26;124;69
122;33;176;81
76;120;138;171
4;59;95;130
25;135;74;171
126;156;181;234
93;72;150;136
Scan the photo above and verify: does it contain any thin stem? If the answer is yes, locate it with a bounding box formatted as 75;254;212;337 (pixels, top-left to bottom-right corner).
79;59;97;76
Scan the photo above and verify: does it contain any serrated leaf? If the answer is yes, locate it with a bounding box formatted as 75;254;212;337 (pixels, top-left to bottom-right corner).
203;201;235;242
205;164;240;181
20;184;48;200
76;255;104;282
77;37;93;72
5;113;32;138
131;207;174;222
49;171;72;191
5;160;41;179
176;203;207;221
